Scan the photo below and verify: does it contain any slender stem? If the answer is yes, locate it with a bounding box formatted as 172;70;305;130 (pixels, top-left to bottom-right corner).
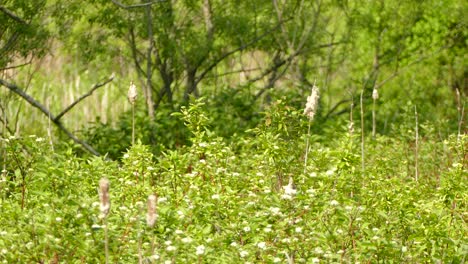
372;98;376;139
455;89;463;142
304;119;311;174
138;219;142;264
132;104;135;145
414;105;419;182
104;217;109;264
360;90;365;176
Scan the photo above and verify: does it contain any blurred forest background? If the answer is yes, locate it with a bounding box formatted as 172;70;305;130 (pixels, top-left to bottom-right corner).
0;0;466;159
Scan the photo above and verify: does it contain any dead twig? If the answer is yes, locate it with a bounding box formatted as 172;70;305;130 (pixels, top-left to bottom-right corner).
0;77;114;156
54;74;114;121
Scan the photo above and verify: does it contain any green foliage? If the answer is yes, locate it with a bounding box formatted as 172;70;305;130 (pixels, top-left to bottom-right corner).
2;102;466;262
1;1;467;262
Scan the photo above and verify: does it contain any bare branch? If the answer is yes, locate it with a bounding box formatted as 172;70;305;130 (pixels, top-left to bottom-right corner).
250;42;343;84
374;46;447;90
0;78;101;156
0;5;27;24
111;0;165;9
194;18;293;86
0;61;32;71
54;74;115;121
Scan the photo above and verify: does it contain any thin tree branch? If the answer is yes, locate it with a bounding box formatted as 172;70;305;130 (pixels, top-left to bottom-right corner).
194;18;294;86
0;78;101;156
0;5;27;24
54;74;115;121
0;61;32;71
374;46;448;90
111;0;165;9
324;99;352;119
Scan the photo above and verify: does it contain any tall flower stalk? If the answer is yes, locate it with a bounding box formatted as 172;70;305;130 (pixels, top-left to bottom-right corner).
414;106;419;182
147;194;157;258
99;178;111;264
360;90;365;176
303;83;320;174
128;81;138;145
372;88;379;139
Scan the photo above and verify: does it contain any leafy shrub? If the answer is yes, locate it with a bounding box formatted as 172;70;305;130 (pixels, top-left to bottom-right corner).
0;101;466;263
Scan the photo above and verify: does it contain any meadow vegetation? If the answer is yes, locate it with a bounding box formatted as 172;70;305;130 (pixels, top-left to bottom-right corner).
1;0;467;263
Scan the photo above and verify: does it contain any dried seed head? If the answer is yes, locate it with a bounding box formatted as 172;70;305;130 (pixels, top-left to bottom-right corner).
372;88;379;100
304;85;320;120
128;81;137;104
99;178;111;216
348;121;354;134
147;194;157;227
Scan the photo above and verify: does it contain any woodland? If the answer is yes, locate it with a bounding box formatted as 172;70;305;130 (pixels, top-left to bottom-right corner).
0;0;466;263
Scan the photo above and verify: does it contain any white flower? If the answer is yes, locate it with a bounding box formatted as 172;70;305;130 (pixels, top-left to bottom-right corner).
312;257;320;263
372;88;379;100
283;179;297;196
304;84;320;119
150;254;160;260
273;257;281;263
91;224;101;229
166;245;176;251
181;237;193;244
175;229;183;235
164;261;171;264
196;245;205;255
158;197;167;203
127;81;137;104
164;240;172;245
230;242;238;247
239;250;249;257
264;226;272;233
295;227;302;233
211;194;220;200
35;137;44;142
315;247;324;254
177;210;184;219
257;242;266;249
330;200;339;206
401;246;407;253
243;226;251;232
55;217;62;222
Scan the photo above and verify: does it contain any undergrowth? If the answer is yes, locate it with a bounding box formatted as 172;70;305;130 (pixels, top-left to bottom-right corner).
0;99;466;263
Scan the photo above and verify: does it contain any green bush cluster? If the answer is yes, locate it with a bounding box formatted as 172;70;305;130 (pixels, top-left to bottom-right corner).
1;100;466;263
